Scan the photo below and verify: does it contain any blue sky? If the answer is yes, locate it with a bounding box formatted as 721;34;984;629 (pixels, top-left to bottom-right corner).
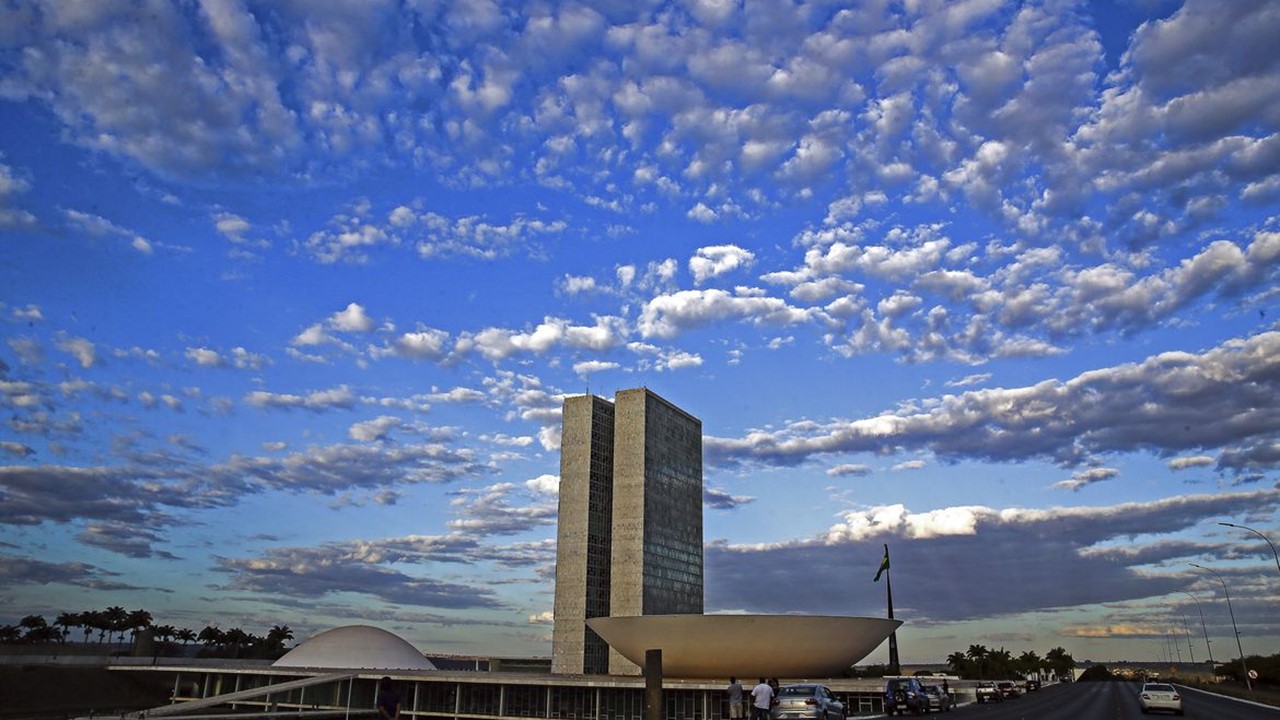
2;0;1278;665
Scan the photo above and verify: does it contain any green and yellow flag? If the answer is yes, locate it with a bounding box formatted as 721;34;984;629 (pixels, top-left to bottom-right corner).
873;544;890;582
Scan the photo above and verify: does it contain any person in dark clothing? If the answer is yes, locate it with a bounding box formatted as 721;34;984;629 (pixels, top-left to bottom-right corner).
376;677;400;720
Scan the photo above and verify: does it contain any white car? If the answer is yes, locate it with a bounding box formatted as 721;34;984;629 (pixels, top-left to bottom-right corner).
1139;683;1183;715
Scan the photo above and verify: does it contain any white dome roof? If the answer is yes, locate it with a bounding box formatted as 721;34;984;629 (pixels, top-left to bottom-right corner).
273;625;437;670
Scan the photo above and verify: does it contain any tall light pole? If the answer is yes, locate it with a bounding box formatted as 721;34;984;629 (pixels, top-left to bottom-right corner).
1165;603;1193;663
1218;521;1280;576
1190;563;1251;691
1179;590;1214;669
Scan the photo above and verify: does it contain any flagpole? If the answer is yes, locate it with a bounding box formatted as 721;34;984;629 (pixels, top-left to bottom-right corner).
883;543;900;674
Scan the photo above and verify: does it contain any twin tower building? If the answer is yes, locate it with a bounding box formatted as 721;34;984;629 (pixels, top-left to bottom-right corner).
551;388;704;675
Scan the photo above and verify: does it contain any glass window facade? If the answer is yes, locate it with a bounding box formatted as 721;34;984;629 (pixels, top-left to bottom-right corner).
553;388;703;675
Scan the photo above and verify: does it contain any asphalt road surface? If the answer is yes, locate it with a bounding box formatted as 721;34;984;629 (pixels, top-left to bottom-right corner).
912;681;1280;719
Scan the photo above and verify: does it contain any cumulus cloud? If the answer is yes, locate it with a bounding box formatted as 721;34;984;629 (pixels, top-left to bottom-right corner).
705;489;1280;621
707;332;1280;473
0;162;37;229
704;486;753;510
349;416;402;442
54;334;97;369
689;244;756;284
464;316;626;361
639;288;816;339
447;483;558;537
330;303;376;332
245;386;357;412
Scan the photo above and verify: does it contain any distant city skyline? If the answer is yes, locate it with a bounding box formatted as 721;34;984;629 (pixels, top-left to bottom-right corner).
1;0;1277;664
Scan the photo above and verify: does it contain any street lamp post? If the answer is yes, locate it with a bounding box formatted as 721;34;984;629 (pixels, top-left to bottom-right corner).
1165;603;1194;664
1190;563;1251;691
1179;590;1214;669
1218;522;1280;576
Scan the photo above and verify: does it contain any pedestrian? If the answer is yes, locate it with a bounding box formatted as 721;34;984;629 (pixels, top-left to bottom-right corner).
376;676;400;720
727;676;745;720
751;677;773;720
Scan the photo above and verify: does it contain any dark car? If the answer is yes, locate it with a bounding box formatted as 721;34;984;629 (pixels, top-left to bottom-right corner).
922;685;951;713
883;678;926;716
1024;678;1041;692
771;684;844;720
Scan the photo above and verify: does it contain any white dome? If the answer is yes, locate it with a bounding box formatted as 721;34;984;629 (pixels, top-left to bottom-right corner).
273;625;437;670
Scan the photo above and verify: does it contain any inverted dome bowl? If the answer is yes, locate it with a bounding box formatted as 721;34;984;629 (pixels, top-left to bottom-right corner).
586;614;901;679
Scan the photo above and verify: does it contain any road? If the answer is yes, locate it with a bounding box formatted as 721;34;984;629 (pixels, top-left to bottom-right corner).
913;681;1280;719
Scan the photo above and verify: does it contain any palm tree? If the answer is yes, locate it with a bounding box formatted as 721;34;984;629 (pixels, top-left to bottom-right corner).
54;612;80;644
1017;650;1043;678
266;625;294;654
175;628;197;645
223;628;249;658
946;651;969;677
104;606;128;645
154;624;176;646
988;647;1014;678
1045;647;1075;680
19;615;49;644
198;625;225;649
0;625;20;643
82;610;106;643
966;644;990;679
126;609;153;645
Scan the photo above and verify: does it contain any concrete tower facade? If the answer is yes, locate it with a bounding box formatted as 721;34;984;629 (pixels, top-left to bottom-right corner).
551;388;703;676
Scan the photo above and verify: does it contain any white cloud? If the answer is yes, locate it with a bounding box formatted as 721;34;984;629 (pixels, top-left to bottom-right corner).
330;302;375;332
55;335;96;369
689;244;756;284
525;474;559;496
1168;456;1214;471
245;386;357;412
827;464;871;477
349;416;402;442
1053;467;1120;492
573;360;619;377
186;347;224;367
639;288;815;339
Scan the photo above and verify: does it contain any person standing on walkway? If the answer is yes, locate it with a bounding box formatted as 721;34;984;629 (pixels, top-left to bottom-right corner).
727;677;745;720
376;677;400;720
751;678;773;720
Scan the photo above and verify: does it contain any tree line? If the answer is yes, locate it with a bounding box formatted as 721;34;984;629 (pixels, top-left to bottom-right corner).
0;608;294;659
944;645;1076;680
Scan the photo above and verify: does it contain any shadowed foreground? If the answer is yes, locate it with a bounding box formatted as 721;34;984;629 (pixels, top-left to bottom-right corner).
0;666;171;720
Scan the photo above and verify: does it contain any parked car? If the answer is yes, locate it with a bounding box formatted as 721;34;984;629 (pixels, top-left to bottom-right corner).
1138;683;1183;715
883;678;926;716
922;685;951;713
771;683;845;720
974;682;1003;704
996;681;1020;699
1024;678;1041;692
